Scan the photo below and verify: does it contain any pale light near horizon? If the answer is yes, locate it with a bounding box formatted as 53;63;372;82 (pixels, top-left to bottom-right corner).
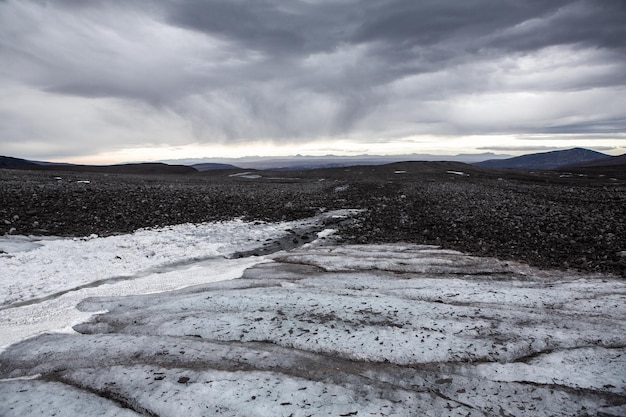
62;135;626;166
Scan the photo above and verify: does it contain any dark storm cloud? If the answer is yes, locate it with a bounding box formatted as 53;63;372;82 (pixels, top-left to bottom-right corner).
353;1;558;45
159;0;626;137
490;0;626;52
1;0;625;158
544;119;626;134
166;1;306;55
150;0;626;95
163;0;626;70
352;0;626;87
163;0;362;56
165;1;574;54
354;0;626;50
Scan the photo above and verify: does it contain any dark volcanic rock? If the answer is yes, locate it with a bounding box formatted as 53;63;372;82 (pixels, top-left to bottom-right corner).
1;163;624;277
0;169;338;237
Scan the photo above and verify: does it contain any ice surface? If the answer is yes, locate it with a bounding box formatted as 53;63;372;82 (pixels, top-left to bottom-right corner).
0;210;357;348
0;256;264;349
0;210;355;308
228;172;262;179
0;220;276;307
474;347;626;394
0;379;141;417
1;242;624;416
0;235;49;253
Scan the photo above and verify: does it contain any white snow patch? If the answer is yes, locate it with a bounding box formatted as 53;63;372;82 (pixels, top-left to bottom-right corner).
228;172;261;179
598;405;626;417
0;210;359;349
0;380;141;416
315;229;336;239
57;365;456;417
475;347;626;394
1;242;624;416
272;244;509;274
0;216;336;307
0;374;41;382
0;236;48;253
447;170;469;176
0;256;262;350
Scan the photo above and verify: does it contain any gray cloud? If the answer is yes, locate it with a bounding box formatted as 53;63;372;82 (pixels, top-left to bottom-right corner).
489;1;626;52
1;0;625;160
163;0;364;56
543;119;626;134
477;145;618;152
478;146;563;151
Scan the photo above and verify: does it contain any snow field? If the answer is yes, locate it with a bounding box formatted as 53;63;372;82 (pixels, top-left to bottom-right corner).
0;222;268;307
0;210;356;349
0;379;141;417
0;238;624;415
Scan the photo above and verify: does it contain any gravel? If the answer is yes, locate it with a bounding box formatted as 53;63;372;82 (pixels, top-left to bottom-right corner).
1;164;625;277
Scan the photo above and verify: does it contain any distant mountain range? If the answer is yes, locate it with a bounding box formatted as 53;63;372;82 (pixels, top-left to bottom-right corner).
1;152;513;173
166;152;512;170
2;148;623;174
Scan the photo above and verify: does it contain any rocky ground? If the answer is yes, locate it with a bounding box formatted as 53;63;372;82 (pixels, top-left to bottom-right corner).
1;162;625;276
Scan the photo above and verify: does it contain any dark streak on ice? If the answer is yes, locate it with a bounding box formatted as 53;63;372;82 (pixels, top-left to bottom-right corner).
0;255;226;312
0;218;349;312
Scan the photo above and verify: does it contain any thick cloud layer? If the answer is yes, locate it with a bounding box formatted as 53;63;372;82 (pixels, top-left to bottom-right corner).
1;0;625;160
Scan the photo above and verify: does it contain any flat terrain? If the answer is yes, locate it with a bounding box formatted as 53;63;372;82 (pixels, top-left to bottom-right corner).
1;162;624;276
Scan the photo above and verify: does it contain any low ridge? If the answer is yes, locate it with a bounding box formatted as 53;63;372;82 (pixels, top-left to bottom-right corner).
475;148;608;170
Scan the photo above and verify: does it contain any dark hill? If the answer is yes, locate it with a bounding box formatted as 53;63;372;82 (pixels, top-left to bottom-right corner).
245;160;533;183
0;156;38;168
475;148;608;170
558;153;626;179
192;163;240;171
5;161;197;175
564;153;626;168
99;163;198;175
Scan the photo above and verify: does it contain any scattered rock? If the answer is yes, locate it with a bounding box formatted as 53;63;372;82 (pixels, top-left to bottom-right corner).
1;167;624;276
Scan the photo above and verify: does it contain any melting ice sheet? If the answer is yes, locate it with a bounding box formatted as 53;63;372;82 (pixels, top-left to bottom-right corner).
1;242;625;416
0;216;330;307
0;210;356;348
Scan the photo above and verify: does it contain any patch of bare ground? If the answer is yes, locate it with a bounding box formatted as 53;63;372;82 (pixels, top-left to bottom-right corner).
1;162;624;276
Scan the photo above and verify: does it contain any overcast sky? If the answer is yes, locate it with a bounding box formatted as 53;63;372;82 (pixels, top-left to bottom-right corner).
1;0;625;163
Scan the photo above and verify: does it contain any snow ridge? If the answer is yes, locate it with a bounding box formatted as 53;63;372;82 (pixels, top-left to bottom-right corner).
1;243;624;416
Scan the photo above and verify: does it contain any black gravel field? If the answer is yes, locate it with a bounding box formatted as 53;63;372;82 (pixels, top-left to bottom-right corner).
1;162;625;277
